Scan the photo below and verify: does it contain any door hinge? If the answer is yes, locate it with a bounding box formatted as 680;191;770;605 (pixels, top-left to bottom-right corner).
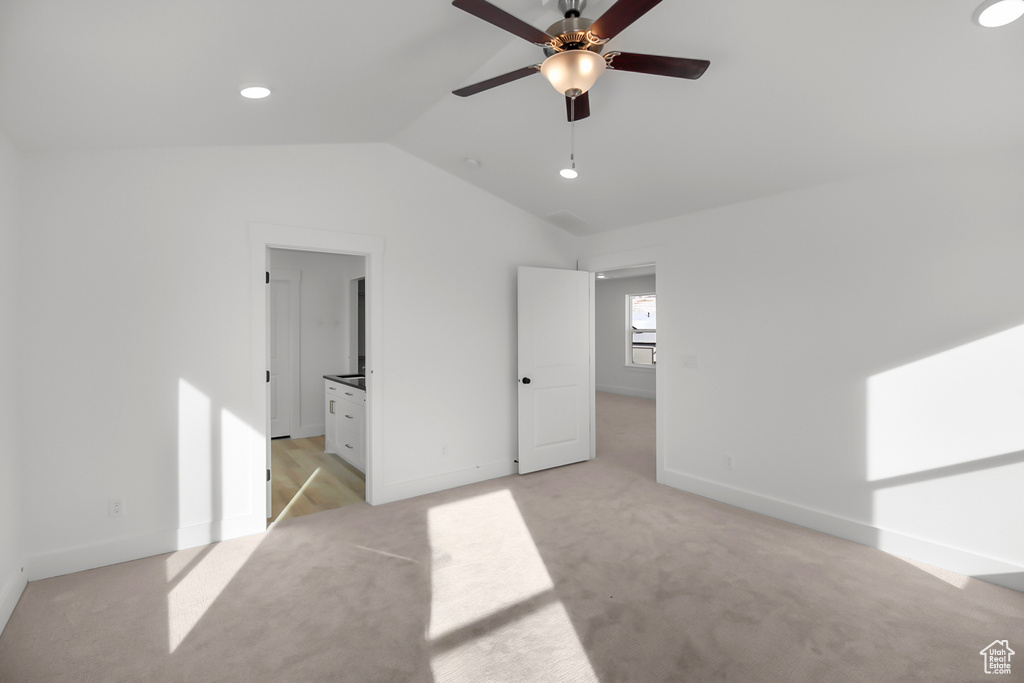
266;370;270;383
267;468;271;482
265;271;270;284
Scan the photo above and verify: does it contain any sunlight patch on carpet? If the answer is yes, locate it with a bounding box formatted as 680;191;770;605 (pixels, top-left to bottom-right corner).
427;489;599;682
892;555;971;589
165;536;262;652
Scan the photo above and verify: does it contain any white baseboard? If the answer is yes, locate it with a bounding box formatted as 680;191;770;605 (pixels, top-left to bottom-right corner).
27;516;265;583
0;565;27;636
660;468;1024;593
291;423;325;439
596;384;656;400
374;459;516;505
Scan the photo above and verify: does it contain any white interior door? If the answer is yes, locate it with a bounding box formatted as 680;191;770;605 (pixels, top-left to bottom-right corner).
518;266;595;474
269;276;295;438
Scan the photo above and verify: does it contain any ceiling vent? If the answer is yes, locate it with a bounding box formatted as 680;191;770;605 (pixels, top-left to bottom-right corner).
545;210;592;235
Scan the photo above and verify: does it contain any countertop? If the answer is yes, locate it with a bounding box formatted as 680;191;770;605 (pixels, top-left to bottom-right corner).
324;374;365;391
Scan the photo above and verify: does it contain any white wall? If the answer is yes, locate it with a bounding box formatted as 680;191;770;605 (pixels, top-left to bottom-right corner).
596;275;656;399
269;248;365;437
580;146;1024;591
0;129;25;631
18;143;577;579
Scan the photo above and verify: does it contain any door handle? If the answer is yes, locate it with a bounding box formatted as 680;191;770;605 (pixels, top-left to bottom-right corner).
521;377;531;384
330;400;335;414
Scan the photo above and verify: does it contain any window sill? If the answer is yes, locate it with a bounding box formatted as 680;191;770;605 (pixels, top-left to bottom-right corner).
624;364;656;372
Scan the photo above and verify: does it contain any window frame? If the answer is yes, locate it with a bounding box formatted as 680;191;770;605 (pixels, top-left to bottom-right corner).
626;292;656;369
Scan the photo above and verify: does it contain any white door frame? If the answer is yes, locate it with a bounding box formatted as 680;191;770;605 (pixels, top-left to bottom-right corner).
578;248;664;483
250;223;384;524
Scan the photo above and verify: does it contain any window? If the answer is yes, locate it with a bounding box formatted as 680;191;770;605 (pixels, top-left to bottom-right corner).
628;293;656;367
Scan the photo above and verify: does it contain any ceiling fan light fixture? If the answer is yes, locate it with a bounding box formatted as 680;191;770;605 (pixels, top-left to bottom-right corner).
541;49;606;95
974;0;1024;26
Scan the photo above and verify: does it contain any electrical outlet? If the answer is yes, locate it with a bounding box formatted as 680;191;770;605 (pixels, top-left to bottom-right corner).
725;453;735;470
109;497;124;518
681;353;699;369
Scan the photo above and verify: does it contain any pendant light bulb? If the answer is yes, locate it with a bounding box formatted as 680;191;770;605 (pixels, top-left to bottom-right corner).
560;167;579;179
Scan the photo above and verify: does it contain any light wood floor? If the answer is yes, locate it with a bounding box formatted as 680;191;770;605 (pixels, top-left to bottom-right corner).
268;435;365;525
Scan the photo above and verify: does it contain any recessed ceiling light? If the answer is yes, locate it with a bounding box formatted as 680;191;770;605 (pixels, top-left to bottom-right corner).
560;168;578;179
974;0;1024;27
596;273;607;279
240;85;271;99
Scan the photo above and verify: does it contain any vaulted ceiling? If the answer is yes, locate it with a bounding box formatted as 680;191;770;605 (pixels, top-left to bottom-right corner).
2;0;1022;234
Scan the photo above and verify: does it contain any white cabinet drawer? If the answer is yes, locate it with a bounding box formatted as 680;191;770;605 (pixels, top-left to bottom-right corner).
325;380;365;405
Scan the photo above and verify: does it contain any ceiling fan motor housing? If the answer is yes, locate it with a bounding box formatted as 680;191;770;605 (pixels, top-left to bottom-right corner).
558;0;587;17
544;16;603;57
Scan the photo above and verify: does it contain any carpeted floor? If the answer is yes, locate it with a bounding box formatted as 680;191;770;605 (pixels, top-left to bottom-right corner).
1;393;1021;682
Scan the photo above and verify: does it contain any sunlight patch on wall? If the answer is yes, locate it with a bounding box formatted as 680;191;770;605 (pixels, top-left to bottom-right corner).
178;380;257;529
867;324;1024;481
427;489;598;682
220;408;255;519
178;379;213;528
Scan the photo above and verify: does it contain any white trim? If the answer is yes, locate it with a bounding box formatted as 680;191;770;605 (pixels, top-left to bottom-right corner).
661;468;1024;593
290;423;325;439
24;514;258;582
250;223;384;513
588;271;597;461
0;566;27;634
376;459;517;505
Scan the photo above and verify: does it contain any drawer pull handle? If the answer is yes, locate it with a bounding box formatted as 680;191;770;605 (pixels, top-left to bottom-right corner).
345;444;353;449
345;414;354;419
329;400;335;414
345;392;354;396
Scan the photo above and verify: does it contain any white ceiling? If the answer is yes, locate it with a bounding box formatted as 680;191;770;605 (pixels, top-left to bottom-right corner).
2;0;1023;235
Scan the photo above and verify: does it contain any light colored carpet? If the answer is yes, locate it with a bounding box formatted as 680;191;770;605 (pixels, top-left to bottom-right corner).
1;393;1021;682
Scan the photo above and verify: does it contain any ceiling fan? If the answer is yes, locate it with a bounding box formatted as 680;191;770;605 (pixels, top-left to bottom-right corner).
451;0;710;121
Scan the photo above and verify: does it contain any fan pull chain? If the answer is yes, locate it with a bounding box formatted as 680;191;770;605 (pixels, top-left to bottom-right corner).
560;95;579;179
570;97;576;173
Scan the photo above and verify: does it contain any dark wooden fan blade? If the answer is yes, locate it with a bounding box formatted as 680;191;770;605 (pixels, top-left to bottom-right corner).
452;65;540;97
605;52;710;79
588;0;664;42
452;0;553;45
565;92;591;121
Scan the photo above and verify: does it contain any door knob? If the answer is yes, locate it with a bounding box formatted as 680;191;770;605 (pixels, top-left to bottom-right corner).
521;377;531;384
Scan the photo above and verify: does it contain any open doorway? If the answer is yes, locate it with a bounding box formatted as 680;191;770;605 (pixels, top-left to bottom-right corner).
267;248;367;524
593;265;656;479
249;222;384;537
